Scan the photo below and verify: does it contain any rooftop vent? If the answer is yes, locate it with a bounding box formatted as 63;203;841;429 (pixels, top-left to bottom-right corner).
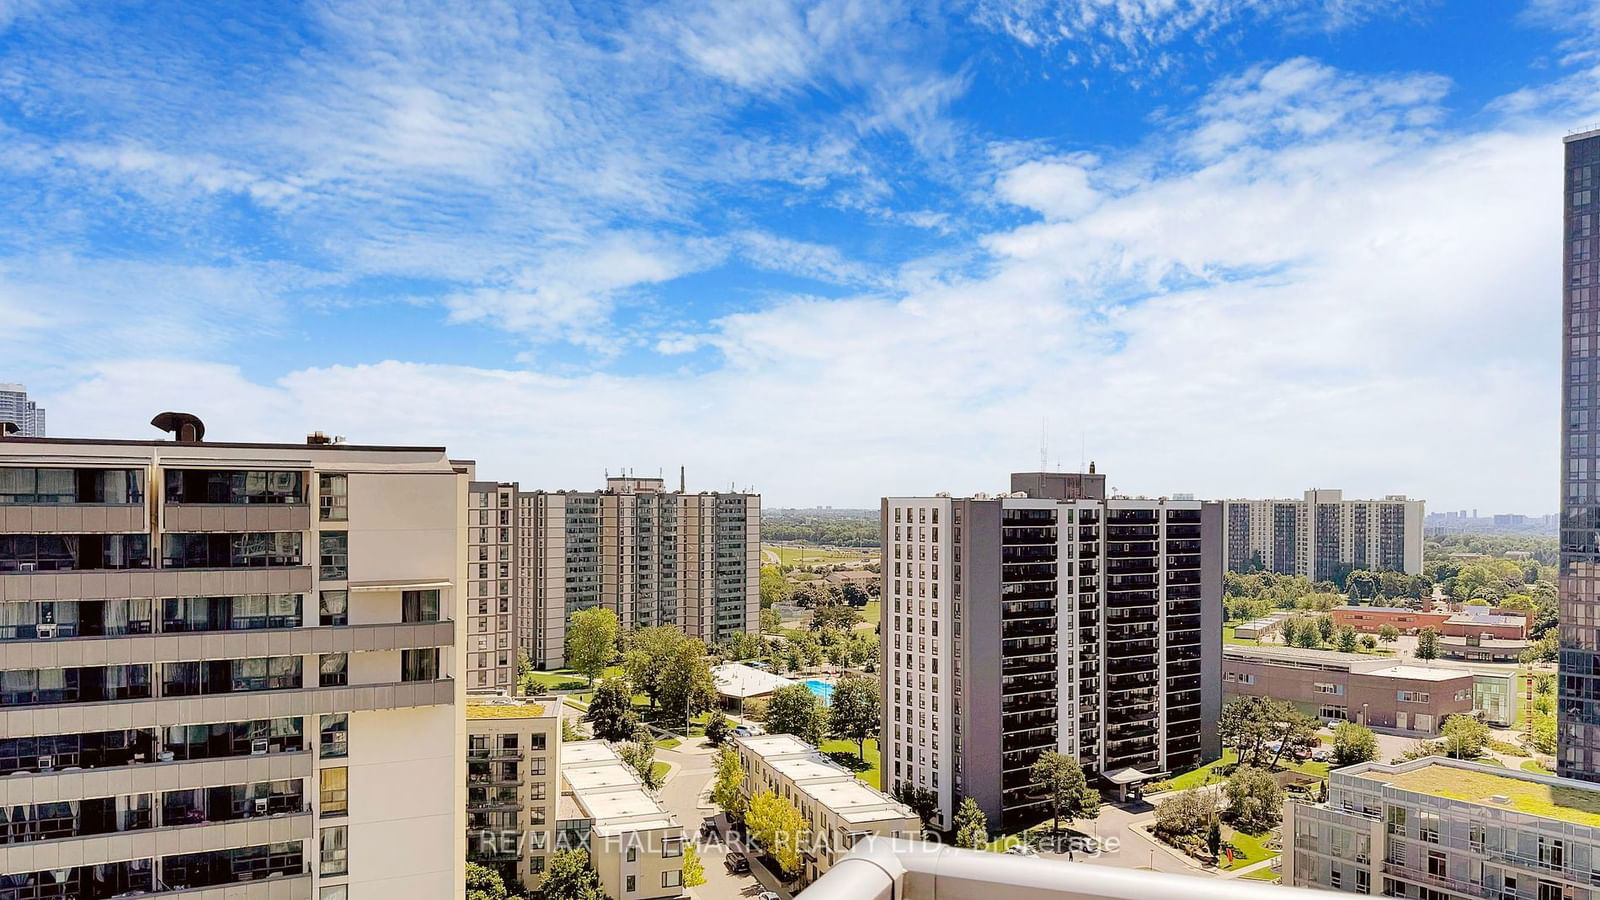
1488;794;1511;804
0;421;17;438
150;412;205;443
307;431;346;446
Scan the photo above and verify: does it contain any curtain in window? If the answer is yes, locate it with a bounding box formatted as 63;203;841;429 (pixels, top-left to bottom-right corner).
0;467;35;500
0;602;37;638
34;469;74;501
101;599;127;634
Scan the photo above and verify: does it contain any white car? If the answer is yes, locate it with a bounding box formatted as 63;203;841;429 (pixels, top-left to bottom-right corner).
1004;844;1039;857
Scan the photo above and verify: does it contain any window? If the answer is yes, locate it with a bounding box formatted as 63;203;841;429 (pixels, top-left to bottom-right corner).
320;714;348;758
663;837;683;858
319;653;348;687
1314;682;1345;695
161;532;299;568
320;825;348;876
627;876;636;893
320;590;348;626
403;590;440;623
663;870;683;889
1397;690;1431;703
320;532;348;581
403;648;440;682
321;887;348;900
627;847;637;862
165;470;303;504
320;767;348;817
1419;811;1439;844
0;467;145;504
319;474;348;521
1386;806;1406;836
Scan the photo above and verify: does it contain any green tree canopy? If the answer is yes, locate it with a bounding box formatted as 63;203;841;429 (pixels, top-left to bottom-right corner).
747;790;809;877
1331;721;1378;766
766;683;827;745
953;797;989;850
584;677;640;743
1029;751;1099;835
829;675;881;759
1224;765;1284;834
538;849;604;900
566;607;618;686
711;746;748;823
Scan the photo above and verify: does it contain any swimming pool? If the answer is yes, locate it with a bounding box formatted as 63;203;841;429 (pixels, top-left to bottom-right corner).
803;678;834;704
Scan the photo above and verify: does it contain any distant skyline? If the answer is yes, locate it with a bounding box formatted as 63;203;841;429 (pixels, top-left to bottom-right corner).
4;2;1597;509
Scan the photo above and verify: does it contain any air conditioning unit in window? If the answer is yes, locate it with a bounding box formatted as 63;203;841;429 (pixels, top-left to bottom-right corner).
251;739;269;755
19;562;36;572
254;798;269;816
37;756;53;770
35;624;56;639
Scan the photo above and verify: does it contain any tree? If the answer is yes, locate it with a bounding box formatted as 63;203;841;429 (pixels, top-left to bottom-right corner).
1279;617;1299;647
539;849;603;900
585;677;641;743
1224;766;1284;834
658;639;716;724
1440;714;1490;760
1220;696;1281;768
953;797;989;850
466;862;523;900
711;747;748;823
766;683;827;745
623;627;687;709
1029;751;1100;836
1336;625;1359;653
760;607;782;634
1153;787;1218;839
760;566;791;608
1346;570;1378;600
566;607;617;686
704;713;732;746
1332;721;1378;766
893;782;939;832
1416;627;1440;661
1207;819;1223;860
1316;614;1335;645
1266;708;1320;771
1378;623;1401;645
517;648;534;682
682;843;706;889
621;739;662;789
747;790;808;877
1360;634;1378;650
829;675;881;759
561;717;587;743
811;593;862;633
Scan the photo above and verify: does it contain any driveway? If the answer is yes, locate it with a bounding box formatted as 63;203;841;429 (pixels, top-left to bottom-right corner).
653;739;768;900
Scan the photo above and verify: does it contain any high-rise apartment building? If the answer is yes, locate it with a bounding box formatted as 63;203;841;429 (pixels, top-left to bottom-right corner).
1285;757;1600;900
0;383;45;436
880;470;1222;832
0;417;467;900
1219;489;1423;581
518;475;759;668
465;480;520;690
1563;129;1600;782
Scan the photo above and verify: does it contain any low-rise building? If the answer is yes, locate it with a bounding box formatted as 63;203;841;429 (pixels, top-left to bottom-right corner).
465;696;563;891
1285;757;1600;900
1223;646;1474;734
560;741;685;900
735;734;920;886
1440;634;1530;664
1332;606;1451;634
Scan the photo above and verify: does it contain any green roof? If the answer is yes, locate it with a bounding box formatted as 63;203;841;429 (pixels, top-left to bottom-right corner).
1366;764;1600;827
466;702;547;719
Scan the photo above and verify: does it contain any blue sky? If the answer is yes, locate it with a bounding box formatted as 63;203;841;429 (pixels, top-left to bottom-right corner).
3;0;1597;509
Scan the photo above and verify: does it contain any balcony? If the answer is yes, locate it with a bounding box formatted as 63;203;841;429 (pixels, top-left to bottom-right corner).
1003;545;1058;564
1003;619;1055;640
1001;527;1057;545
1004;600;1056;620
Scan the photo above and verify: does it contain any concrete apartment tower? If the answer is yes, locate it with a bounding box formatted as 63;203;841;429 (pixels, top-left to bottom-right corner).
1563;128;1600;782
1218;489;1424;581
879;469;1222;831
465;480;520;691
518;474;759;668
0;383;46;436
0;416;467;899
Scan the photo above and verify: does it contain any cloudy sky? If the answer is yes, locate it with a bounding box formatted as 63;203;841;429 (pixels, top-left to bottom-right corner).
2;1;1595;510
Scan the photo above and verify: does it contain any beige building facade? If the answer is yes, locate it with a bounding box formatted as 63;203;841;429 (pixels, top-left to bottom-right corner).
1221;489;1424;581
465;696;562;891
734;734;920;887
465;480;519;691
0;423;468;900
558;741;685;900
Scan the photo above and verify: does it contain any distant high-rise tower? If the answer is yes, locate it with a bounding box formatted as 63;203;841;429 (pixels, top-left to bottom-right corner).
1561;129;1600;781
0;383;45;435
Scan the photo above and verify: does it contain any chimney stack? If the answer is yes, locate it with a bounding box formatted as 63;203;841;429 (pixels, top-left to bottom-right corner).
150;412;206;443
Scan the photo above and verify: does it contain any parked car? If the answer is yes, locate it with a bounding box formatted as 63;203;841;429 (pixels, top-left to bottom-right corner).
724;852;751;874
1311;748;1332;763
1004;844;1039;857
733;724;762;738
757;893;780;900
700;817;720;838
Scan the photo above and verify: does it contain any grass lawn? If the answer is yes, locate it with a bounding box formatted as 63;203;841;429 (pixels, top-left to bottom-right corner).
1489;739;1530;758
651;761;671;785
1154;749;1328;793
1224;624;1260;646
819;738;880;789
1243;865;1282;882
656;736;682;750
523;664;625;692
1220;828;1276;871
765;544;878;567
858;599;881;628
1521;759;1556;775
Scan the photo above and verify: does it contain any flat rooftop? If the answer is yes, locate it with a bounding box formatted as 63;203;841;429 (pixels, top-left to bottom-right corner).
466;698;552;720
559;741;679;833
735;735;916;827
1361;761;1600;827
1362;665;1474;682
